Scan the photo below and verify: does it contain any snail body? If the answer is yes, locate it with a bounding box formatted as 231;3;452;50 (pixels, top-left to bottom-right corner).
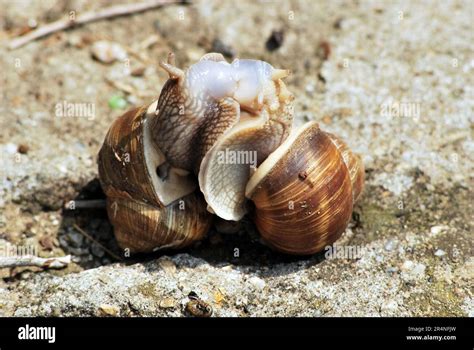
98;53;364;255
152;53;294;220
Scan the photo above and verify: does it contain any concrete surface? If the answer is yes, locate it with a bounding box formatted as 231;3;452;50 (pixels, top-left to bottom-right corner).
0;0;472;316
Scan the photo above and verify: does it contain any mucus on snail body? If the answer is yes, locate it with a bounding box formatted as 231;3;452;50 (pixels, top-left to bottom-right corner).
98;52;364;255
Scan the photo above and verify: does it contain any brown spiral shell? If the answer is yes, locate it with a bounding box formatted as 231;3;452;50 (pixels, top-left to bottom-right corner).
98;102;212;253
245;122;364;255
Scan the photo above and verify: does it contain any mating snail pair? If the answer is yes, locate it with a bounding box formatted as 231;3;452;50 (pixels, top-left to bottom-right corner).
98;52;364;255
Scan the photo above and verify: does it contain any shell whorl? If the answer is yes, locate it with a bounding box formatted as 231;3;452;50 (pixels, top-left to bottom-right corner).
106;193;212;253
245;122;363;255
98;101;212;253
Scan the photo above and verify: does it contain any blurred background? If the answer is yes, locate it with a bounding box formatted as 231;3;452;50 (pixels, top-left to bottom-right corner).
0;0;472;317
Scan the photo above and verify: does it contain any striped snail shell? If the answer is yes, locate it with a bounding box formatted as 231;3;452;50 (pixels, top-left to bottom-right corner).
98;102;212;253
245;122;364;255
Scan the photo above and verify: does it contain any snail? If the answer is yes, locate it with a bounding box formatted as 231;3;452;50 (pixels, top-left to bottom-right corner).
98;102;213;252
97;52;364;255
245;121;364;255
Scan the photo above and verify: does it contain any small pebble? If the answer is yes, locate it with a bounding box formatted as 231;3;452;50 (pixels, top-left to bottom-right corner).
434;249;446;257
131;66;146;77
386;266;398;274
322;115;332;124
90;242;105;258
248;276;266;290
98;304;120;316
265;29;284;51
401;260;414;270
51;307;61;317
159;297;176;309
69;247;88;256
158;258;177;275
318;72;326;83
126;95;139;105
91;40;127;64
430;225;449;235
39;235;55;251
58;236;69;249
220;265;234;271
381;300;398;312
67;34;83;48
401;260;426;282
235;295;248;307
305;83;315;94
185;299;212;317
318;40;331;60
5;143;17;155
68;232;84;247
451;247;461;262
333;17;344;29
17;144;29;154
214;290;225;304
27;18;37;29
384;239;397;251
101;257;112;265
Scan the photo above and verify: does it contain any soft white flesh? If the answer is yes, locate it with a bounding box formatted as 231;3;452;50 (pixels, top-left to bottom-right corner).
187;58;291;220
186;59;276;110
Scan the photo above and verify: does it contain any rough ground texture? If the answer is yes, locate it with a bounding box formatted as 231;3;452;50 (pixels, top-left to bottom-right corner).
0;0;472;316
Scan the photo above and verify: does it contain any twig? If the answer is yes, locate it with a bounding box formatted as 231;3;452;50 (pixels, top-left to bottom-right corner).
105;77;136;95
138;34;160;50
64;199;107;210
0;255;71;269
439;131;470;148
8;0;180;50
72;223;123;261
